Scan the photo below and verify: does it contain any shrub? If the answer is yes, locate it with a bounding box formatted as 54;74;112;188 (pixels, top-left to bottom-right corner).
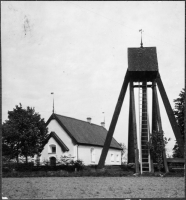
2;167;11;173
3;161;17;171
70;159;85;171
35;155;40;166
2;161;35;172
42;159;50;166
15;162;34;171
146;130;170;171
59;155;74;165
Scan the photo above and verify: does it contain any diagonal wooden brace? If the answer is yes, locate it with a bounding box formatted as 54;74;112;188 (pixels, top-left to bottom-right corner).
156;73;184;156
97;70;130;169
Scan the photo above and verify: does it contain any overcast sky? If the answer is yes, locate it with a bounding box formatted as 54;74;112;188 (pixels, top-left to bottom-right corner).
2;1;185;155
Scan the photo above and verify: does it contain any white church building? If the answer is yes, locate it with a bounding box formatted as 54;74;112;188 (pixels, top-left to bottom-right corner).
38;113;122;166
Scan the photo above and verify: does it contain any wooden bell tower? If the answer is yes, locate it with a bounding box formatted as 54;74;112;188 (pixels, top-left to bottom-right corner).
97;39;184;174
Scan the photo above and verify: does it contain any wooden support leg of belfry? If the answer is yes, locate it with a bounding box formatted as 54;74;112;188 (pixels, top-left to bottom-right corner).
152;82;158;133
128;81;139;173
153;81;169;173
151;81;159;173
156;73;184;156
128;83;134;164
97;70;130;169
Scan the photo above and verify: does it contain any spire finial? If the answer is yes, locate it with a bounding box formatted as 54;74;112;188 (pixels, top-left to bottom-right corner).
139;29;144;47
51;92;54;114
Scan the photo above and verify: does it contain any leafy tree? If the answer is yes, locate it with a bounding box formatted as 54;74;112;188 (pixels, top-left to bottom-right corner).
146;131;170;171
119;143;127;163
2;104;48;163
172;88;185;158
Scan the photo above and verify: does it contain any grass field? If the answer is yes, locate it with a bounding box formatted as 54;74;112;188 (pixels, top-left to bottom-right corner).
2;176;185;199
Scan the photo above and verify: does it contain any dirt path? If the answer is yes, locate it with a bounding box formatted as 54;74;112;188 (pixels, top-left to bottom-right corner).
2;177;185;199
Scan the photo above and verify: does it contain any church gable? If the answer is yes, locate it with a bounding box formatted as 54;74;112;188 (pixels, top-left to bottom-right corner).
44;118;77;159
45;132;69;152
47;118;76;146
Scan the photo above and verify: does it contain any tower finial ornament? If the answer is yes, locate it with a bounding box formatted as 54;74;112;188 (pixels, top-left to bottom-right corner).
139;29;144;47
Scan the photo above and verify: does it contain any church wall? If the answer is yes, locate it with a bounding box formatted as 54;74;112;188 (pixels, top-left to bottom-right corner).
78;145;122;165
38;119;122;166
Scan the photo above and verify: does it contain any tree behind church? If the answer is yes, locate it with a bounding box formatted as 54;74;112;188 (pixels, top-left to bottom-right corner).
2;104;48;163
172;88;185;158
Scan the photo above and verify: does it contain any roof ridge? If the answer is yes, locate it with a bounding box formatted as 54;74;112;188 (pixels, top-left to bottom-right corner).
54;113;106;129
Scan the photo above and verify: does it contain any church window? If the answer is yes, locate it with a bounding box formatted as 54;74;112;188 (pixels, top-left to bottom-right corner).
52;146;56;153
116;154;119;162
49;144;56;154
91;148;95;163
111;154;114;162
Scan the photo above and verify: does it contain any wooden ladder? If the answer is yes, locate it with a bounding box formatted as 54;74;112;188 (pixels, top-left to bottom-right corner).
139;81;151;173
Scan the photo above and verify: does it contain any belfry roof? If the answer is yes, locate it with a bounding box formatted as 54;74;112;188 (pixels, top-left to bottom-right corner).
128;47;158;72
127;47;159;81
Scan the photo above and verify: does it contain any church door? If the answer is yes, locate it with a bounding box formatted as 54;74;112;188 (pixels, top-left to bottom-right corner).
50;157;56;166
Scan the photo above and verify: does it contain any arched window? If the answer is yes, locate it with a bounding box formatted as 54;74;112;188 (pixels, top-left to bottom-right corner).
111;153;114;162
116;154;120;162
91;148;95;163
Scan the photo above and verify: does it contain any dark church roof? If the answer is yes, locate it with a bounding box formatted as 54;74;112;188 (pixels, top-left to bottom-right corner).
46;113;122;150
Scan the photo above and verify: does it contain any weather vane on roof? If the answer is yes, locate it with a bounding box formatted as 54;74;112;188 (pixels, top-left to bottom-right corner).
139;29;144;47
51;92;54;114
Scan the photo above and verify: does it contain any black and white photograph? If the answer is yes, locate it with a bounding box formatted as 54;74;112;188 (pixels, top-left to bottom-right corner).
2;1;185;199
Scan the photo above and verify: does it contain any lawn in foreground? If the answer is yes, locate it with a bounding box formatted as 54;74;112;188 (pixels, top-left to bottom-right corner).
2;177;185;199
